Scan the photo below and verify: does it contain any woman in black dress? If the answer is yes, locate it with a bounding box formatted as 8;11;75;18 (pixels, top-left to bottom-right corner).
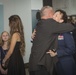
2;15;26;75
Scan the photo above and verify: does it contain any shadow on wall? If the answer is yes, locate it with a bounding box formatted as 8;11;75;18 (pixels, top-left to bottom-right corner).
32;10;41;32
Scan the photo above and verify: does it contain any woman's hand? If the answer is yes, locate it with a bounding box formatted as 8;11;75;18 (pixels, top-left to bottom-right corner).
2;59;5;67
1;68;8;74
47;50;57;57
0;64;8;74
31;29;36;39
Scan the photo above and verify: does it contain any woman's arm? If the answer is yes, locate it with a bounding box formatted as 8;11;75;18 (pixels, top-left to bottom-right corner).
0;49;7;74
2;33;18;64
47;32;75;57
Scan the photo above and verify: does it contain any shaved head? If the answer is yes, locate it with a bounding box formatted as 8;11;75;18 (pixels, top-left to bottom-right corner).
40;6;54;19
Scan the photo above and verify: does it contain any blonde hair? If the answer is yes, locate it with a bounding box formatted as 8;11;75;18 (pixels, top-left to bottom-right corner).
40;6;53;17
0;31;10;46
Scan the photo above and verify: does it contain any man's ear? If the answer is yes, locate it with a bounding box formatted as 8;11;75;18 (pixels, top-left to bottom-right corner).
59;19;64;23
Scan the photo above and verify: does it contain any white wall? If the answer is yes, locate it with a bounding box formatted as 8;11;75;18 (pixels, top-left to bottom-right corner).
0;0;32;63
52;0;76;15
31;0;43;10
0;0;43;63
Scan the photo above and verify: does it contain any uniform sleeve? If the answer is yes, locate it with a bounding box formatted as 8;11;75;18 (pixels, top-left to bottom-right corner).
57;32;75;57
